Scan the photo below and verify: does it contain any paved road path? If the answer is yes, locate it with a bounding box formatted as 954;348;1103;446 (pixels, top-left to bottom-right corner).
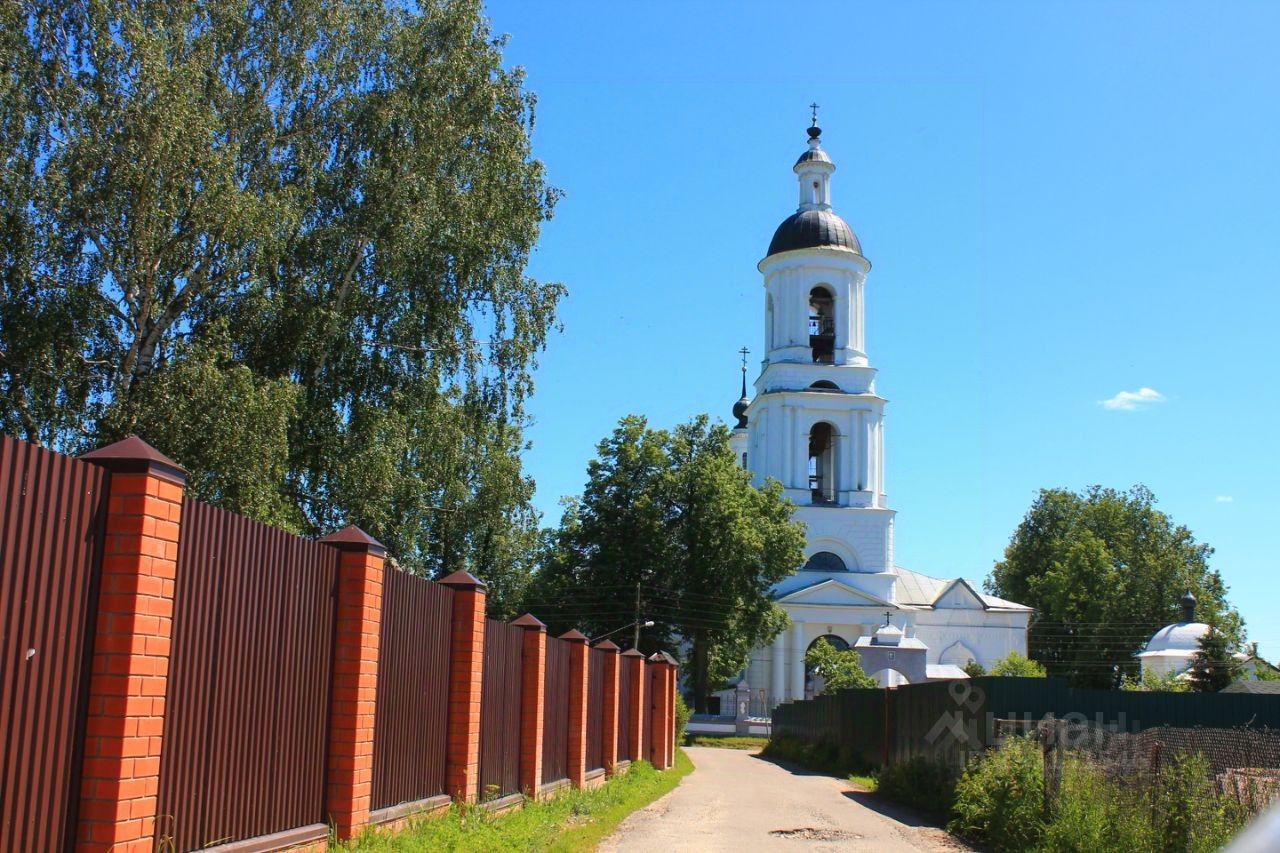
601;747;967;852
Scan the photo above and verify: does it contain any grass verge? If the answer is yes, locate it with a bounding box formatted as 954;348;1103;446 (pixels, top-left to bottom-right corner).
684;735;768;750
345;752;694;852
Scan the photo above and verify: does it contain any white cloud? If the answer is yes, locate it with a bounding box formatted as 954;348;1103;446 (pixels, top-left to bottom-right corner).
1215;495;1234;504
1098;387;1166;411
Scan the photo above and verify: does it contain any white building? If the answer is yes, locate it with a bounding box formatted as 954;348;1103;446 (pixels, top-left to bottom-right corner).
725;120;1031;709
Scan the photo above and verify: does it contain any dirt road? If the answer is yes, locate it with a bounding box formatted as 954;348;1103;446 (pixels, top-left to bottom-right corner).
600;747;966;852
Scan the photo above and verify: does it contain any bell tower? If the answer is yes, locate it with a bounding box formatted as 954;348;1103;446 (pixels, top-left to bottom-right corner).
740;116;896;598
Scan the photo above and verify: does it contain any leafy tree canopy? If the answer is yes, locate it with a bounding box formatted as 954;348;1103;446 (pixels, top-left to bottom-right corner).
526;414;807;712
1119;668;1191;693
805;638;877;693
962;660;988;678
0;0;562;614
989;652;1047;678
987;485;1240;688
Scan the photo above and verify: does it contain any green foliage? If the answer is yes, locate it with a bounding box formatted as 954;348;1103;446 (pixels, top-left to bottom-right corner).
344;753;694;852
987;485;1241;688
1255;661;1280;681
761;735;853;776
875;757;957;818
990;652;1048;678
528;414;806;711
1119;668;1191;692
1187;627;1244;693
804;638;877;693
948;736;1046;851
674;693;692;746
0;0;560;610
962;659;987;678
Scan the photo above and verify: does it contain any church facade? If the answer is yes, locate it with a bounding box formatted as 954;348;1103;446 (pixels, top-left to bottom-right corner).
726;121;1031;710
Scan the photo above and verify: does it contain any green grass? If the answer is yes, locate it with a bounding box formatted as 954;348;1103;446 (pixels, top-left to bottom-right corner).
847;773;877;790
345;752;695;852
684;735;768;750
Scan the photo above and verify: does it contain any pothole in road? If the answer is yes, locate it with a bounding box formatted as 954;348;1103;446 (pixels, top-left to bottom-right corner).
769;828;861;841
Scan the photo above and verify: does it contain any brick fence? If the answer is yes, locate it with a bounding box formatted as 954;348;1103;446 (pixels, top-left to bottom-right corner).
0;434;678;852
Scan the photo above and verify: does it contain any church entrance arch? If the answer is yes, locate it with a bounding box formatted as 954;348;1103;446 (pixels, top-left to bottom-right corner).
805;634;850;698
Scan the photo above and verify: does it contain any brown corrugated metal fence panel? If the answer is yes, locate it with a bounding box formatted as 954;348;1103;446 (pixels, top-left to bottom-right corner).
372;571;454;809
616;657;633;761
586;648;606;772
541;636;571;784
156;499;338;852
646;665;659;765
0;436;107;852
479;619;523;799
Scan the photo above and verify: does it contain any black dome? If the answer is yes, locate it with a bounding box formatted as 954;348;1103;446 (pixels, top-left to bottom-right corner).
767;209;861;257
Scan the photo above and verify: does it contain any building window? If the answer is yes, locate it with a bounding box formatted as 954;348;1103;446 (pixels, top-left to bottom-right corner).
741;452;748;469
808;380;839;391
802;551;847;572
808;287;834;363
808;422;837;503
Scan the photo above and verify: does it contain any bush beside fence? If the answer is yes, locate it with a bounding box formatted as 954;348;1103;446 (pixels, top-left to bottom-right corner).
0;434;680;853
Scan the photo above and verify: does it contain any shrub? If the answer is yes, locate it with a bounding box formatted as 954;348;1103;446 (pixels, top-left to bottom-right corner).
761;734;847;775
875;756;957;817
1150;752;1247;852
948;735;1045;851
1039;755;1155;851
674;692;692;745
989;652;1048;678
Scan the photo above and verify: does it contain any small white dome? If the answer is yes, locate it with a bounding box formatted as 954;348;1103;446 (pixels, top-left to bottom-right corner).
1142;622;1210;655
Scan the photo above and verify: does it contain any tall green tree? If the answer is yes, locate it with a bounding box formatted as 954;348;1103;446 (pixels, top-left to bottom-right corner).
987;485;1240;688
0;0;561;609
528;415;807;712
1186;628;1242;693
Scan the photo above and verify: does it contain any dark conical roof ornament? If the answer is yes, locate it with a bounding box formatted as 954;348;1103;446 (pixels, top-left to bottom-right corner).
1181;590;1197;623
808;102;821;139
733;347;750;429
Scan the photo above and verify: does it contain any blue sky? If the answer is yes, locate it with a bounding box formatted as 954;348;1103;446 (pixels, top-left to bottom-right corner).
484;2;1279;650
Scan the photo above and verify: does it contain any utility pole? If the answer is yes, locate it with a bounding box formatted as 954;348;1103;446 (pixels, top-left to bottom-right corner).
633;580;642;650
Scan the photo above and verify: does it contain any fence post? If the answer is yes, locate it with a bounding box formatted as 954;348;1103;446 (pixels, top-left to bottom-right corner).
513;614;546;797
76;437;185;853
623;650;647;766
439;571;487;803
319;526;386;840
666;655;680;767
562;630;590;787
597;641;621;773
650;654;675;770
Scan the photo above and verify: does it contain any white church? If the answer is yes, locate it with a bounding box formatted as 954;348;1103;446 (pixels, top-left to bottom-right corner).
723;119;1031;710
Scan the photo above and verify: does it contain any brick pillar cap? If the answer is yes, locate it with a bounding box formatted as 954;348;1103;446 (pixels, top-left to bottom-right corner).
438;569;487;591
558;629;589;643
594;639;621;652
620;648;646;659
320;525;387;555
511;613;546;632
650;651;679;666
81;435;187;483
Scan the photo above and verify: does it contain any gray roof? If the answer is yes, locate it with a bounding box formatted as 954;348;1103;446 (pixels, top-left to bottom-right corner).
795;148;833;166
895;566;1033;612
767;209;861;257
1221;680;1280;694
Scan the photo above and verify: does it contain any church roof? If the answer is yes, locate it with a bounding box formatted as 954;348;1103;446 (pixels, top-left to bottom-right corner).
767;209;862;257
1137;622;1211;657
894;566;1033;612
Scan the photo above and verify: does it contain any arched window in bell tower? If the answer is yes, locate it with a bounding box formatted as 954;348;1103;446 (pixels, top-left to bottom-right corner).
766;294;776;350
808;422;837;504
808;286;834;363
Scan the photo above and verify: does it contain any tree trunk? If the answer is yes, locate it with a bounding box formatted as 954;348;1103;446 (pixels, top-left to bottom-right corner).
692;629;710;714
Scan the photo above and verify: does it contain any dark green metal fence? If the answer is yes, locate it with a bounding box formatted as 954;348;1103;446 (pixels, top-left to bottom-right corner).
772;677;1280;770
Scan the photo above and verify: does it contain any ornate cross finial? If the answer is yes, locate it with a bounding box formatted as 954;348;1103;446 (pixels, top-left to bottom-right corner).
884;610;892;627
810;102;820;126
738;346;750;372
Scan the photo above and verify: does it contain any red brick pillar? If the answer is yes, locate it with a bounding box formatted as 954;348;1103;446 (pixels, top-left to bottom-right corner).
76;438;184;853
440;571;487;803
668;660;679;768
622;649;646;765
648;654;669;769
513;614;546;796
561;630;590;787
319;526;386;840
596;641;621;772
